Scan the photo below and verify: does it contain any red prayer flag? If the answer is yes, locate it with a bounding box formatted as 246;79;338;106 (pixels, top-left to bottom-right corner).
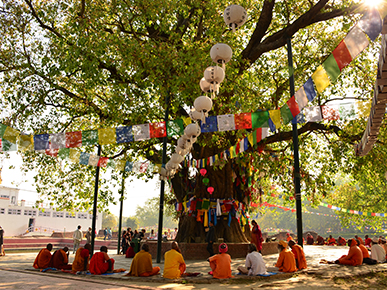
286;96;301;117
66;131;82;148
332;40;353;71
321;105;340;121
234;113;252;130
45;148;59;157
149;122;167;138
98;157;109;167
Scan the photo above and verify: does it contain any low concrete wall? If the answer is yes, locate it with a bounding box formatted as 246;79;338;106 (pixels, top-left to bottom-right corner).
145;241;278;260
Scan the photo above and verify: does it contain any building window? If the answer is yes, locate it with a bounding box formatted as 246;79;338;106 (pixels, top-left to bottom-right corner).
24;210;37;216
65;212;76;219
11;196;16;204
8;209;21;215
0;208;5;214
53;212;64;218
38;210;51;217
89;214;98;220
78;213;88;219
0;195;9;199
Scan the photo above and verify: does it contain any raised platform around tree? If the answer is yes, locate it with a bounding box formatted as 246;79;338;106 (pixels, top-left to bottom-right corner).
145;241;278;260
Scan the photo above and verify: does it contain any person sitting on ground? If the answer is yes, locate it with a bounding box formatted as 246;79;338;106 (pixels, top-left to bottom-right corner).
334;239;363;266
370;237;386;263
364;235;372;248
89;246;115;274
126;243;160;277
274;240;297;273
306;233;314;245
288;240;307;270
72;243;92;272
328;235;336;246
338;236;347;246
381;239;387;259
208;243;232;279
163;242;186;279
316;235;325;245
33;243;53;269
125;242;136;258
355;235;364;245
286;233;293;242
237;243;267;276
356;239;376;265
51;246;72;270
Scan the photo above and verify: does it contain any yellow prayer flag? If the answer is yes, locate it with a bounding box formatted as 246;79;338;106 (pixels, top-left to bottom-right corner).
98;128;116;145
229;147;235;158
19;135;34;151
116;160;126;171
182;116;192;126
3;126;20;144
69;149;80;163
269;109;281;129
312;65;331;93
247;133;254;147
154;164;162;173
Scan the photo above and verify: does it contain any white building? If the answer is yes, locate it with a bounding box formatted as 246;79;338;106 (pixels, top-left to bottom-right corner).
0;185;102;237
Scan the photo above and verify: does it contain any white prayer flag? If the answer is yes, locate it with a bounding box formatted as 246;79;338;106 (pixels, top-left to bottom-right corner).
304;106;323;122
50;133;66;149
217;114;236;131
88;154;100;166
295;87;308;110
132;124;150;141
344;25;369;59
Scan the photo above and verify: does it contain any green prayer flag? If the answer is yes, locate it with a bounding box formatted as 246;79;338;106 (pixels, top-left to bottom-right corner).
280;104;294;124
167;119;184;137
251;111;269;128
82;130;98;146
58;148;70;159
322;54;341;82
2;139;17;151
107;159;116;169
0;124;6;138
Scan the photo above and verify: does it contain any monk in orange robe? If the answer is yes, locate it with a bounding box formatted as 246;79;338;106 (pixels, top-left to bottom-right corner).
328;235;336;246
355;235;364;245
33;243;53;269
356;239;377;265
52;247;72;270
89;246;115;275
286;233;293;242
208;243;232;279
275;240;297;273
72;243;92;272
338;236;346;246
336;239;363;266
126;243;160;277
288;240;307;270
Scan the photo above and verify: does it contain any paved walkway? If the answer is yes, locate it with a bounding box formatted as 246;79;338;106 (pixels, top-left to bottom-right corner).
1;245;387;289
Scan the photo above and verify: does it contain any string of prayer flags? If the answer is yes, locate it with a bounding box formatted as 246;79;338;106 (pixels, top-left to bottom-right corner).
303;106;323;122
217;114;236;131
116;126;134;143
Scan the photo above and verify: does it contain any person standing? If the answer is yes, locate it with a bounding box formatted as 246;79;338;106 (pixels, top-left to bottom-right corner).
205;221;215;257
103;228;108;240
85;227;92;244
250;220;263;253
0;225;4;256
73;225;83;254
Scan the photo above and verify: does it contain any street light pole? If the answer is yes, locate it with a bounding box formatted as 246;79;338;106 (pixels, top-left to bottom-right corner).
117;170;126;254
91;144;102;256
287;37;303;246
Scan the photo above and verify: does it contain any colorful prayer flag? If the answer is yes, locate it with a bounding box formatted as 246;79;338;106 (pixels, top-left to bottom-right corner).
167;120;184;137
66;131;82;148
234;113;252;130
19;135;34;151
312;65;331;93
344;25;369;59
34;134;50;151
322;54;341;83
69;148;80;163
50;133;66;149
116;126;133;143
358;8;382;41
295;87;308;110
280;104;294;124
303;78;317;102
98;128;116;145
132;124;150;141
304;106;323;122
201;116;218;133
217;114;236;131
251;111;269;128
88;154;100;166
82;130;98;146
3;126;20;144
269;110;281;128
149;122;167;138
79;152;90;165
332;40;353;71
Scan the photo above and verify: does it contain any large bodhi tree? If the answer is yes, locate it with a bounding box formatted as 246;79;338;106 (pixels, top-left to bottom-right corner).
0;0;386;242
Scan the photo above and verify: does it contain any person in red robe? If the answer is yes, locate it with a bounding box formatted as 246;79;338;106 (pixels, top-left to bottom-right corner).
335;239;363;266
316;235;325;245
33;243;53;269
364;235;372;248
250;220;263;253
288;240;307;270
286;233;293;242
338;236;346;246
208;243;232;279
52;247;72;270
328;235;336;246
89;246;115;274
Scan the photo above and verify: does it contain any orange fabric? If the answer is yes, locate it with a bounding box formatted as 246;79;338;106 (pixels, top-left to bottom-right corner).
163;249;186;279
33;249;52;269
208;253;232;279
328;238;336;245
140;267;161;277
338;239;363;266
358;244;370;259
72;247;89;272
291;244;307;270
52;249;72;270
89;252;115;275
127;250;155;276
357;237;364;245
338;237;346;246
275;249;297;273
287;236;293;242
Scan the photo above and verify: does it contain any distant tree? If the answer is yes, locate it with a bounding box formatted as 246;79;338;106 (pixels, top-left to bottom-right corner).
124;216;139;230
102;212;118;229
135;197;177;228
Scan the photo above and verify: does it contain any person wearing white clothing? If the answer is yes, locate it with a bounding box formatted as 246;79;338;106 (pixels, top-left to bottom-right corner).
371;237;386;263
237;244;268;276
73;225;83;254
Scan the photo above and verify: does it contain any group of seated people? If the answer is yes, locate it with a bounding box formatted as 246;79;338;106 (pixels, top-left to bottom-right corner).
33;243;116;274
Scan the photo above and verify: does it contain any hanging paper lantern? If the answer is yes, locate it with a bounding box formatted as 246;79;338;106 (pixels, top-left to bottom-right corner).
207;187;214;194
184;123;201;139
203;66;225;94
203;178;209;185
210;43;232;65
200;169;207;176
171;153;184;165
177;137;190;149
182;134;196;146
200;78;212;93
166;160;179;171
194;95;213;123
175;145;190;156
189;108;203;122
223;5;248;32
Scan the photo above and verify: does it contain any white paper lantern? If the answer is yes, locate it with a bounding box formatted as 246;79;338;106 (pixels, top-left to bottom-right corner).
175;145;190;156
189;108;203;122
171;153;184;164
210;43;232;65
200;78;212;93
194;96;213;123
166;161;179;171
223;5;248;32
184;123;201;139
177;137;189;149
204;66;225;85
